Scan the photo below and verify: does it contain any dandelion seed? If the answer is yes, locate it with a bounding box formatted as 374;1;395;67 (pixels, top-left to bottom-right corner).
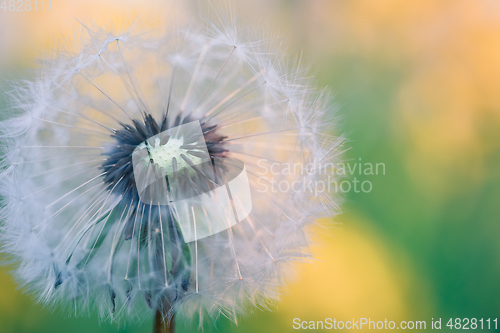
0;9;344;333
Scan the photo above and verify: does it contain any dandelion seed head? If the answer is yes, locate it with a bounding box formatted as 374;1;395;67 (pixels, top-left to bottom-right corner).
0;9;344;326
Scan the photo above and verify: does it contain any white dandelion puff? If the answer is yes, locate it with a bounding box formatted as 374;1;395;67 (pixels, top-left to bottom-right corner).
0;9;345;332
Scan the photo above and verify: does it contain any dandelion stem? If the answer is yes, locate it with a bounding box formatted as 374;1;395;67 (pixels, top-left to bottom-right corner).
153;307;175;333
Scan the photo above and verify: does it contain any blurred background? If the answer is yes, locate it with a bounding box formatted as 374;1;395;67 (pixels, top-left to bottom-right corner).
1;0;499;332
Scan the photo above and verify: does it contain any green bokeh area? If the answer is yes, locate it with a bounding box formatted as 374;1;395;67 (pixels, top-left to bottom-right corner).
1;1;500;332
